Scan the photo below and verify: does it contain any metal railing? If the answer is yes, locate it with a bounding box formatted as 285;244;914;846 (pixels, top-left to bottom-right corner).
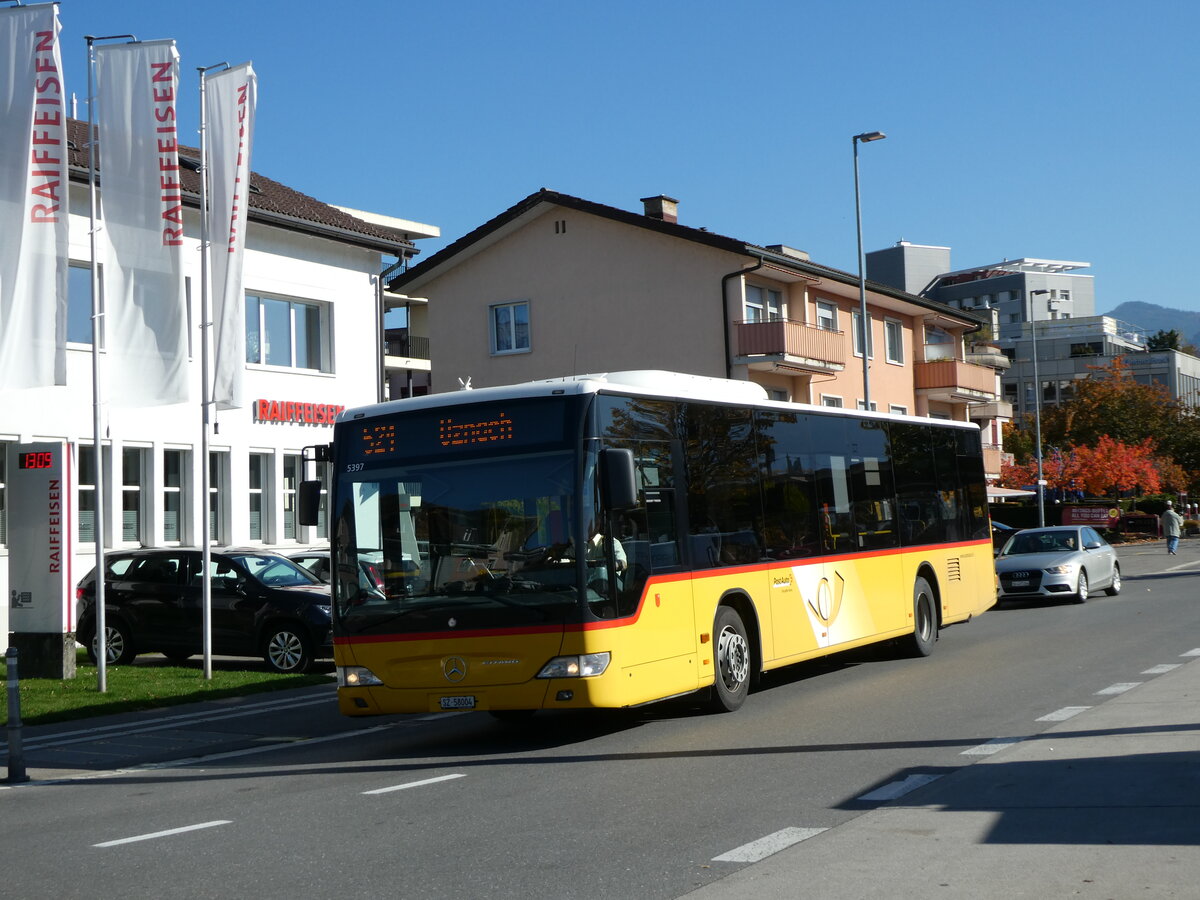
384;334;430;360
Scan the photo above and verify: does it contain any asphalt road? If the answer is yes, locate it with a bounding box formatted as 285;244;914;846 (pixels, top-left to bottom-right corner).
3;538;1197;899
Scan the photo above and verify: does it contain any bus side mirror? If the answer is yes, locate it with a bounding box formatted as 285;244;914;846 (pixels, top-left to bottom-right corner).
600;448;637;511
298;480;322;526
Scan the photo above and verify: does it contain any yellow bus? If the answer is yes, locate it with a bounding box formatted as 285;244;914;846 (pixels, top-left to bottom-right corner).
301;371;995;717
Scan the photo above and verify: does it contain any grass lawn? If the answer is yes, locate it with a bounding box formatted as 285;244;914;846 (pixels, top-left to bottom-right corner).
2;650;334;727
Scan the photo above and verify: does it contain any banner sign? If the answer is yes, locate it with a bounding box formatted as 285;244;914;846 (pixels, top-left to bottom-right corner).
1061;505;1119;527
207;63;257;410
0;3;68;390
7;441;74;634
95;39;189;407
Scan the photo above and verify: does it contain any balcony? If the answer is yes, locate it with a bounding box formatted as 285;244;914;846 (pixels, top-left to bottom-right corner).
914;358;997;403
733;319;846;375
384;334;431;372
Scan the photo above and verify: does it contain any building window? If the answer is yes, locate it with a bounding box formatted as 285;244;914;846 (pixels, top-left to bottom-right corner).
68;263;102;346
122;447;145;543
856;400;878;411
209;451;228;545
283;454;301;540
768;389;788;402
816;301;837;332
490;301;530;354
163;449;188;544
78;445;108;544
889;404;908;415
745;285;782;322
248;452;270;541
821;395;843;408
852;311;874;358
245;293;331;372
884;318;904;364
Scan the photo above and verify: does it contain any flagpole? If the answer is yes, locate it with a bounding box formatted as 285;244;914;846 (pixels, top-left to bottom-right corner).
197;63;227;681
84;33;135;693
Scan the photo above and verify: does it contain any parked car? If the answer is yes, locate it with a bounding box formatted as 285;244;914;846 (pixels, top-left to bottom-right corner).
287;548;422;599
994;525;1120;604
76;548;332;673
991;520;1018;553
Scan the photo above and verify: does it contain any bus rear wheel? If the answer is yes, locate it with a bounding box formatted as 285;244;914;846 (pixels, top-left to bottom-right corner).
709;606;750;713
908;577;936;658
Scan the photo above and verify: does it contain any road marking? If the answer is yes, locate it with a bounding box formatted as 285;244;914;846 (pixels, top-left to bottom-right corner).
1182;649;1200;658
362;773;466;795
1;691;334;753
1036;707;1091;722
713;827;827;862
1142;664;1181;675
856;773;942;800
1096;682;1141;695
94;820;231;848
961;736;1025;756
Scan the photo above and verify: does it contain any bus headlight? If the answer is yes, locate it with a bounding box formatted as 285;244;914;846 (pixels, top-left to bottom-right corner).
338;666;383;687
537;652;611;679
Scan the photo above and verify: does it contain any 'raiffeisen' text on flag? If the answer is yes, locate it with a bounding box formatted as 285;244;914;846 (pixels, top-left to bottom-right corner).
94;39;189;407
0;3;68;390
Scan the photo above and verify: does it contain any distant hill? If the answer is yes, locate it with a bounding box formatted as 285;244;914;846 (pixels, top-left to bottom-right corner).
1101;301;1200;349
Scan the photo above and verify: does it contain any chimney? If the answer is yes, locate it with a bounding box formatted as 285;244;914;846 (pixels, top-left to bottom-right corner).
640;195;679;224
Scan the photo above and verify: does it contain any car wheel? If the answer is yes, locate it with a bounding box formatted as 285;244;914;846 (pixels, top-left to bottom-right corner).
263;624;314;674
708;606;750;713
1105;564;1121;596
87;620;137;666
1074;570;1089;604
908;576;937;657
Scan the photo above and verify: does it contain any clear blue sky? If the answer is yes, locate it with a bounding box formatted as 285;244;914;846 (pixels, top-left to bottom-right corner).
56;0;1199;315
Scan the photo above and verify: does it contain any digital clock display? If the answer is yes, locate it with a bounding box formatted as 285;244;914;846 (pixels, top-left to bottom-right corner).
18;451;54;470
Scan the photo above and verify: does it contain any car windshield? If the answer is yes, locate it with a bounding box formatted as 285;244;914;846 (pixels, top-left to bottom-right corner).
227;554;322;587
1004;530;1078;555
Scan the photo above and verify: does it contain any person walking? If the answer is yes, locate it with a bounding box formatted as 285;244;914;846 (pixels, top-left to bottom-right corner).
1160;501;1183;555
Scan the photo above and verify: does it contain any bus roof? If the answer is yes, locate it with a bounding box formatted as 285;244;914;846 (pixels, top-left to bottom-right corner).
341;371;979;432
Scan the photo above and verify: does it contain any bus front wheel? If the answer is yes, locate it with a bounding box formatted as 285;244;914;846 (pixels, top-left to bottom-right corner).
709;606;750;713
908;577;936;658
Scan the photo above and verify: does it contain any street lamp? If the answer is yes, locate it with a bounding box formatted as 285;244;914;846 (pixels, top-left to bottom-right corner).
1029;288;1051;526
853;131;886;410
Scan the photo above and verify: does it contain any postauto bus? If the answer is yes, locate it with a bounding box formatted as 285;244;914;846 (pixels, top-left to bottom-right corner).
299;371;995;717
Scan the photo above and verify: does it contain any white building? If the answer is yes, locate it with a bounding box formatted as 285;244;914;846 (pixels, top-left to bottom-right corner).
0;119;437;639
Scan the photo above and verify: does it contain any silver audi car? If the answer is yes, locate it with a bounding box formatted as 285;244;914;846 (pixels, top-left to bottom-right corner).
994;525;1121;604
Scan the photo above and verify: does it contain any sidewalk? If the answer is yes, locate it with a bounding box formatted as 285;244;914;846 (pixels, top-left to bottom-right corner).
691;655;1200;899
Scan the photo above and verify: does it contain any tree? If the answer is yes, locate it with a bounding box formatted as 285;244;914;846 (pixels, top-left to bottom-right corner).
1070;436;1161;497
1040;356;1177;449
1147;329;1182;351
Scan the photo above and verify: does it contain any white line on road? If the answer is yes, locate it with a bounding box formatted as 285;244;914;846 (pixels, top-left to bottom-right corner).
1142;664;1182;675
961;736;1026;756
362;773;466;795
1096;682;1142;695
856;772;943;800
1182;648;1200;658
712;827;828;862
1036;707;1091;722
94;820;231;848
2;691;334;753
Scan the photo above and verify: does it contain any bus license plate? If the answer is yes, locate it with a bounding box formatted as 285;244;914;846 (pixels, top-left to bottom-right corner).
440;696;475;710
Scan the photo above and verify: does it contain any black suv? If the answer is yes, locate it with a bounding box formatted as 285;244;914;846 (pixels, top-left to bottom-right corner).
76;548;332;673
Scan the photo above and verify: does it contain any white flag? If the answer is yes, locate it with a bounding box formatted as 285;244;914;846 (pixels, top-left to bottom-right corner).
207;63;256;410
0;3;68;390
95;40;189;407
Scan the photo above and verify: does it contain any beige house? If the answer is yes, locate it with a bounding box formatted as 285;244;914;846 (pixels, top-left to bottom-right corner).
386;190;1003;466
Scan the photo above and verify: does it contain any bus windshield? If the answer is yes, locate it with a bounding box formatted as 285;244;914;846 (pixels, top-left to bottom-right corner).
332;450;585;635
